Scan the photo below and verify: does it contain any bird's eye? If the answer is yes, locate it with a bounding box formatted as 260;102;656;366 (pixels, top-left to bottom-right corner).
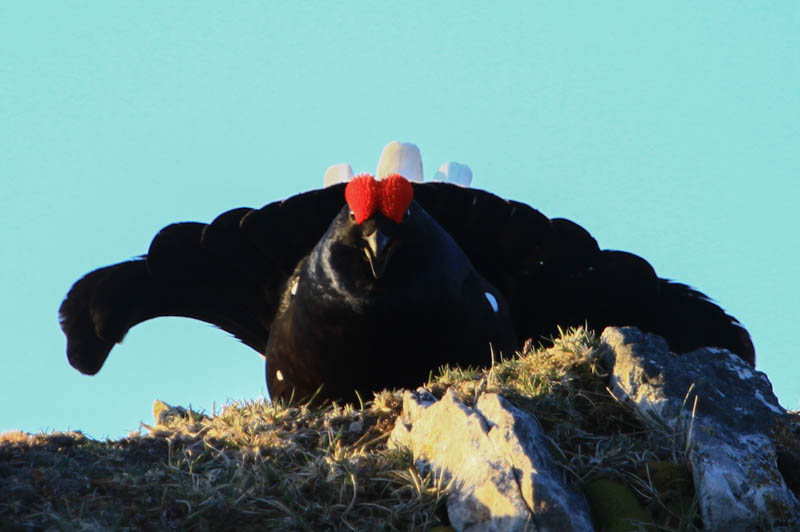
349;210;356;221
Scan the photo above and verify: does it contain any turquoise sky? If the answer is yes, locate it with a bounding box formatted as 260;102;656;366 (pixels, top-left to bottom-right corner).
2;3;798;439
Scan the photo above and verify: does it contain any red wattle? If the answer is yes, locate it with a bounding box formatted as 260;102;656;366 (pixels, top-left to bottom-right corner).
379;174;414;223
345;174;380;224
344;173;414;224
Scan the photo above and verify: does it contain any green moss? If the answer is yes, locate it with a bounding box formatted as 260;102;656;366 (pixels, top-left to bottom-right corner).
583;478;655;532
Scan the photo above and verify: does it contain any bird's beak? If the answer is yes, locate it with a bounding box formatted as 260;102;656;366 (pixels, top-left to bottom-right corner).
363;228;394;279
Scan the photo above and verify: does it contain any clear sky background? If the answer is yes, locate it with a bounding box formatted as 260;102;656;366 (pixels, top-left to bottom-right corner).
2;3;798;439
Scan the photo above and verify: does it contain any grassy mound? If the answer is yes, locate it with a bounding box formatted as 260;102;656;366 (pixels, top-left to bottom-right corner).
3;328;796;531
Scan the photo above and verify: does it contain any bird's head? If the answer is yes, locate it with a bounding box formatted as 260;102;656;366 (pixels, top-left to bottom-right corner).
342;173;414;280
310;172;459;302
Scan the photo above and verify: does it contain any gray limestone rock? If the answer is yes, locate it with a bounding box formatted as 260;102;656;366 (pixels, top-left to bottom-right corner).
390;388;594;532
601;326;800;531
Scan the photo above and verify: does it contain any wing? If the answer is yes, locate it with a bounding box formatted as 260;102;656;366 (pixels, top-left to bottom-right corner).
61;180;755;376
59;184;349;375
412;182;755;365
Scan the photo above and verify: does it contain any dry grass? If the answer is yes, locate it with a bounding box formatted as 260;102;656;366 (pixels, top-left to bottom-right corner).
3;327;796;531
0;394;446;531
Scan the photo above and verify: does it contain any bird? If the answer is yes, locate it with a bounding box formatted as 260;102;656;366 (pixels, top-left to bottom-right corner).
59;159;754;404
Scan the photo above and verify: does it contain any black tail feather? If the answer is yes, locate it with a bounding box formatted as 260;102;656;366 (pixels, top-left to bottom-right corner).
653;280;755;364
240;184;346;275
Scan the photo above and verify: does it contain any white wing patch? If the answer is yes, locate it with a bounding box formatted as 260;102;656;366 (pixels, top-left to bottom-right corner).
276;369;284;381
485;292;499;313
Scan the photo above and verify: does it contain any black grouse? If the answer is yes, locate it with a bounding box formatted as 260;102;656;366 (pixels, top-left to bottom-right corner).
59;173;754;403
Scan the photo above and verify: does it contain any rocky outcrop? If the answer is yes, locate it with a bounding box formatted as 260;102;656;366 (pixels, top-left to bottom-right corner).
601;327;799;531
389;327;799;531
390;388;594;532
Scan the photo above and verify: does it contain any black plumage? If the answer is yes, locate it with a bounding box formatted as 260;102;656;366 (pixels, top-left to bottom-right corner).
59;180;754;403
